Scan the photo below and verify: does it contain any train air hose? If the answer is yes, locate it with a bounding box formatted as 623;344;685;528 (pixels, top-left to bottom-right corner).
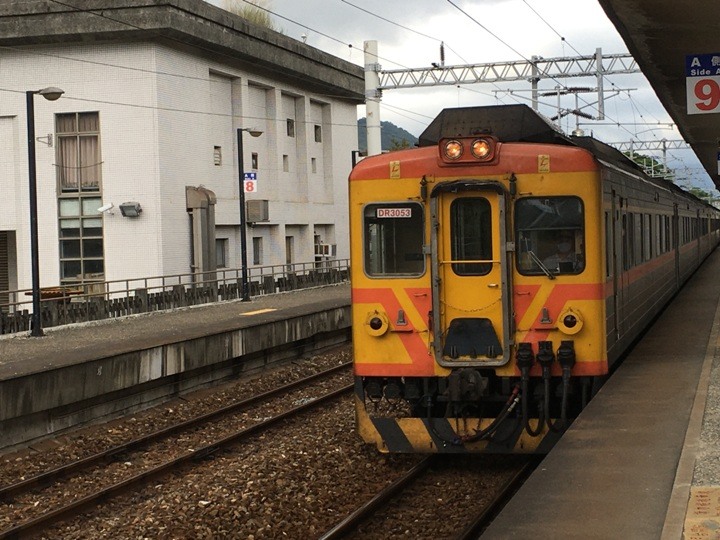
553;341;577;431
459;385;521;444
521;373;545;437
516;342;544;437
428;385;521;447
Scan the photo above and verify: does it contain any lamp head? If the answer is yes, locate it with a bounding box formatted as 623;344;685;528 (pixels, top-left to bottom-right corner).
37;87;64;101
240;128;263;138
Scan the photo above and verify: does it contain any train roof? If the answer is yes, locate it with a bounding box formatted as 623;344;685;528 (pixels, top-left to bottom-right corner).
418;104;571;147
419;104;647;175
418;104;716;210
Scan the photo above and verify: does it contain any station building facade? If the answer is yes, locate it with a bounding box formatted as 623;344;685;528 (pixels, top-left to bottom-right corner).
0;0;364;295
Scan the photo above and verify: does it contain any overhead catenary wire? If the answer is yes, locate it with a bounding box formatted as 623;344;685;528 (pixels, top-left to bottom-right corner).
36;0;714;188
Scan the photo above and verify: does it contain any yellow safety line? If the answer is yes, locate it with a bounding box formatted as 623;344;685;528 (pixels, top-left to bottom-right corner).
241;308;277;316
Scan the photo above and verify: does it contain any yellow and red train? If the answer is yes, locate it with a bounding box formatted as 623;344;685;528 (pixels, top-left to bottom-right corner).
349;104;720;453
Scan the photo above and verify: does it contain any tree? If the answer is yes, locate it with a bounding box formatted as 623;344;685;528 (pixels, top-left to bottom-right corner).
223;0;277;30
685;186;720;205
623;151;673;180
389;138;411;152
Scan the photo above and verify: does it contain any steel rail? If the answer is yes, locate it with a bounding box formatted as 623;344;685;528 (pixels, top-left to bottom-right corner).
318;456;435;539
0;382;353;539
0;361;351;502
454;457;540;540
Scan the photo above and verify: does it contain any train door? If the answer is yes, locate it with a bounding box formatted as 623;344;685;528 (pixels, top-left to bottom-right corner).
614;195;631;337
429;182;511;367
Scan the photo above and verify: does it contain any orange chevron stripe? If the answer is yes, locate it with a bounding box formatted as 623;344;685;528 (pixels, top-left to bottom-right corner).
353;287;435;376
515;282;603;330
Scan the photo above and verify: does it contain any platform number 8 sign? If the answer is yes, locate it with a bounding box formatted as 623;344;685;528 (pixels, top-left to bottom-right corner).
686;54;720;115
244;172;257;193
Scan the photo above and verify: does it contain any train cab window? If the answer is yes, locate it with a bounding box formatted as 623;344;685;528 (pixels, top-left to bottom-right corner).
364;203;424;276
515;196;585;275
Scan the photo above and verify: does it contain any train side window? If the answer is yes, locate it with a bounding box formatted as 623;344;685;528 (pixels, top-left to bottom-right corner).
515;196;585;275
363;203;424;277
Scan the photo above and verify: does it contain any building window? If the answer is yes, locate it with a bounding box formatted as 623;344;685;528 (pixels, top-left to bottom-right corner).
214;146;222;166
251;152;258;170
56;112;104;284
286;118;295;137
285;236;294;267
283;155;289;172
252;237;263;265
56;112;101;193
58;197;104;283
314;124;322;142
216;238;227;268
311;157;317;173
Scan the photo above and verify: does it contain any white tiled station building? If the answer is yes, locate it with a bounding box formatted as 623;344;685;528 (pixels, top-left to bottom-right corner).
0;0;364;294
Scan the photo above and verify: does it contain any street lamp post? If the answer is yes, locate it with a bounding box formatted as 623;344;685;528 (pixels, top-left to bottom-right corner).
236;127;262;302
27;86;64;337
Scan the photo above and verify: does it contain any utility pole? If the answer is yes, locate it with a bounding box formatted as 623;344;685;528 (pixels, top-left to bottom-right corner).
364;41;382;157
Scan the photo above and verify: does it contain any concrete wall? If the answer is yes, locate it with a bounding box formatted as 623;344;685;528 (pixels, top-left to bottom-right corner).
0;301;351;451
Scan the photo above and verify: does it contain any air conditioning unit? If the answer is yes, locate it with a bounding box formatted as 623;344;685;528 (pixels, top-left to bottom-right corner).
246;199;269;223
315;243;337;257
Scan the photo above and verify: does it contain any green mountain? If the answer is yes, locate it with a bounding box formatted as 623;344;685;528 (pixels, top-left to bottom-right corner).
357;118;419;153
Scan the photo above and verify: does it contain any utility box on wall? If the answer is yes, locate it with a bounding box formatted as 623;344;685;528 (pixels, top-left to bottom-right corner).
246;200;269;223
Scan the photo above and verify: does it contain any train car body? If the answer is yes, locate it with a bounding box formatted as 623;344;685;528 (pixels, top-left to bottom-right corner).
350;104;720;453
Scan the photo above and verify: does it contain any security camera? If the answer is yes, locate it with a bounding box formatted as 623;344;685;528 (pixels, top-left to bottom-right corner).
97;203;114;213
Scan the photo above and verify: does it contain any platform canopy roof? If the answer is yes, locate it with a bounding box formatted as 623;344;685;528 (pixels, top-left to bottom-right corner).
598;0;720;188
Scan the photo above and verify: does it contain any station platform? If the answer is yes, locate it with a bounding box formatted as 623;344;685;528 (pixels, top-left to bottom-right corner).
483;247;720;539
0;283;351;451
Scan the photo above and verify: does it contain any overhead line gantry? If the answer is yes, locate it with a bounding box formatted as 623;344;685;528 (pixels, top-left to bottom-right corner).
364;41;641;156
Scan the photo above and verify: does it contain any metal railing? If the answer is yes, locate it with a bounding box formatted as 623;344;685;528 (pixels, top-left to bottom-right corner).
0;259;349;335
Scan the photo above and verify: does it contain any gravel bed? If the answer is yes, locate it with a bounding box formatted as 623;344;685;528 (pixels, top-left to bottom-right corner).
39;397;420;539
349;456;528;538
0;348;351;487
0;345;523;539
0;348;355;529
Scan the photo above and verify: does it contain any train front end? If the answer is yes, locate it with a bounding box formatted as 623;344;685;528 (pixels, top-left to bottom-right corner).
350;105;607;453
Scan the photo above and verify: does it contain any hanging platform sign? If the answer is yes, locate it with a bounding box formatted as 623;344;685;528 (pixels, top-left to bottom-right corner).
686;54;720;114
244;172;257;193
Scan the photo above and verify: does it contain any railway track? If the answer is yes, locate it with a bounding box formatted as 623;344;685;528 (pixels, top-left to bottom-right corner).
319;455;539;539
0;362;353;539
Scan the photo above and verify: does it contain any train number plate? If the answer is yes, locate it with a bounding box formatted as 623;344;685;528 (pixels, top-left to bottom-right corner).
376;208;412;218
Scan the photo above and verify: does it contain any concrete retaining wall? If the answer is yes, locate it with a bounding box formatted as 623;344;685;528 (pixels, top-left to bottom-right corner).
0;304;350;451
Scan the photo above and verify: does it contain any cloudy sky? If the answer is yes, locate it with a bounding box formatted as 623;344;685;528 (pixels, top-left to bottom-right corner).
207;0;715;192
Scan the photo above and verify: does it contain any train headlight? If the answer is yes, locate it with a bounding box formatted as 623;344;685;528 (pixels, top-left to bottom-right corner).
471;138;491;159
558;307;583;335
443;139;463;160
365;311;389;336
439;136;497;164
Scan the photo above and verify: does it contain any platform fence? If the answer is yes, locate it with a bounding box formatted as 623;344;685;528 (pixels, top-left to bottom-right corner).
0;259;349;335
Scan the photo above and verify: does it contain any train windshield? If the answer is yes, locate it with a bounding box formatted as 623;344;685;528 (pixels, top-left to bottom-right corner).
515;196;585;275
363;202;425;276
